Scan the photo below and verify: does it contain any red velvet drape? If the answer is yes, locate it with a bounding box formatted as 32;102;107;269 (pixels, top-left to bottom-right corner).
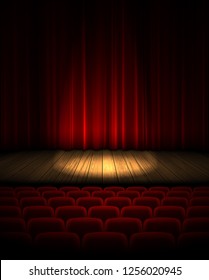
0;0;208;150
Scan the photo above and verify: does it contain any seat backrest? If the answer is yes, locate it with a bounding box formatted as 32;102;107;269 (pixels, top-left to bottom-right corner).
126;186;146;194
66;191;90;201
59;186;80;193
104;197;131;209
162;197;189;209
23;206;54;222
189;197;209;206
27;217;65;238
92;191;115;200
88;206;120;222
66;217;103;238
143;217;181;238
154;206;185;222
48;197;75;210
37;186;57;194
133;197;160;210
167;191;190;199
142;191;165;200
104;217;142;238
81;186;102;194
104;186;125;194
17;191;40;200
121;206;152;222
149;186;170;194
20;197;47;209
55;206;87;222
117;191;140;200
42;190;65;200
76;197;103;210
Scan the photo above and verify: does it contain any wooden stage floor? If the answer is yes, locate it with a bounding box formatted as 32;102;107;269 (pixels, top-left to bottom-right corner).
0;150;209;185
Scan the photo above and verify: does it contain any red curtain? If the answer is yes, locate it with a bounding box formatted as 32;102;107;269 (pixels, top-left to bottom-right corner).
0;0;208;150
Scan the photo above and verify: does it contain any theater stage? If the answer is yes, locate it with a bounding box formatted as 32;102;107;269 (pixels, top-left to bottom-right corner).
0;150;209;185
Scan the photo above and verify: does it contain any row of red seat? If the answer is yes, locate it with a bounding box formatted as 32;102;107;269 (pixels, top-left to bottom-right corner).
1;205;209;221
1;196;209;210
1;216;209;238
0;226;208;258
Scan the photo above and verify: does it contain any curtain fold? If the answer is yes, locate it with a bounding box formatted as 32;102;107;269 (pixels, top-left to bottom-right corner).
0;0;208;150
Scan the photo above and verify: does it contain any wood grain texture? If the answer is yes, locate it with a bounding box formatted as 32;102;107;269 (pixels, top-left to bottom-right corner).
0;150;209;185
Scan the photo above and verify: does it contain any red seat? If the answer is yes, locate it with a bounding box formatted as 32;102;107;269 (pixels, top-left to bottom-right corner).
162;197;189;209
81;186;102;194
130;232;175;256
149;186;170;194
48;197;75;210
42;190;65;200
192;191;209;197
104;186;125;194
121;206;152;222
133;197;160;210
17;191;40;200
182;218;209;232
66;217;103;238
154;206;185;222
0;190;15;197
117;191;140;200
35;232;80;254
27;217;65;238
167;191;190;199
126;186;146;194
0;217;26;232
189;197;209;206
171;186;192;193
104;197;131;210
59;186;80;193
92;191;115;200
37;186;57;194
104;217;142;238
88;206;120;222
82;232;128;256
142;191;165;200
66;191;90;200
186;206;209;218
23;206;54;222
143;217;181;238
20;197;47;208
0;206;21;217
55;206;87;222
14;186;35;193
0;197;19;206
76;197;103;210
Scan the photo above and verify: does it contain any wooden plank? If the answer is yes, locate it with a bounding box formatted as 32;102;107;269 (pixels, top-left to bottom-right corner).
149;151;184;183
122;151;150;184
112;150;134;184
102;150;118;184
87;150;103;184
70;150;93;184
0;152;43;176
173;152;209;179
10;151;64;183
156;152;199;183
55;150;84;184
131;151;165;183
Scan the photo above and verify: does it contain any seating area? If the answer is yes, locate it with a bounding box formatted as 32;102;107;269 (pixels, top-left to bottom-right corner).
0;185;209;259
